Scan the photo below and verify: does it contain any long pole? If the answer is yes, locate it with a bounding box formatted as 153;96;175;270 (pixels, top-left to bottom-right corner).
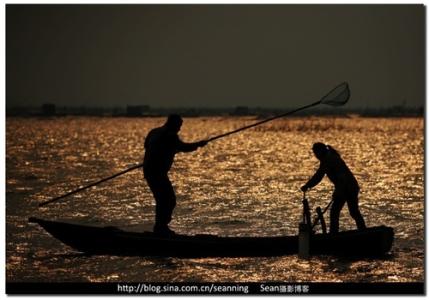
38;163;143;207
38;85;346;208
208;100;321;142
38;100;323;207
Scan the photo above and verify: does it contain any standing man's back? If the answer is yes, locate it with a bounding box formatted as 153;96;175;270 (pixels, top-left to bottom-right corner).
144;125;181;176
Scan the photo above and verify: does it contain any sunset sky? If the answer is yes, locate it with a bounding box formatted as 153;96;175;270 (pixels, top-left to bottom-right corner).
6;4;425;109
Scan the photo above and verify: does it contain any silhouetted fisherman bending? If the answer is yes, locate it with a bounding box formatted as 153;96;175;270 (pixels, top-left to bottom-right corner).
143;114;207;236
301;142;366;234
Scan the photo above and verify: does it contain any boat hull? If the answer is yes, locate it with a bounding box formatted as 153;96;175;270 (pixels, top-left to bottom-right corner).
28;217;393;258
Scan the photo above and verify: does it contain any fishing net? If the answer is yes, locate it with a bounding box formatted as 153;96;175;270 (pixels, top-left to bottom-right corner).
320;82;350;106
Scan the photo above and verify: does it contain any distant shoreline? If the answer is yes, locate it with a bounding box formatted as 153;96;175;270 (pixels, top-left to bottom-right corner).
5;106;424;118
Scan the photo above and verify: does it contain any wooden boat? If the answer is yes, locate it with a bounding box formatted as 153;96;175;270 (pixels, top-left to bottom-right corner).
28;217;394;258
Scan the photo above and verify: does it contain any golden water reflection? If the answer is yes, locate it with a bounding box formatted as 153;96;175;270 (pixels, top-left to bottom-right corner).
6;116;424;282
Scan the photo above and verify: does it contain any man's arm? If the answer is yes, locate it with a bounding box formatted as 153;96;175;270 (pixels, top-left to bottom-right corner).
301;163;326;191
176;138;207;153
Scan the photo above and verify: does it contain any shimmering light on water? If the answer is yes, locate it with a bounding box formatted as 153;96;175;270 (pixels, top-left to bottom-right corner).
6;116;424;282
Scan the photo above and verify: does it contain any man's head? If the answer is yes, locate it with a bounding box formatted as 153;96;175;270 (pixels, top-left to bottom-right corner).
165;114;183;133
312;142;328;160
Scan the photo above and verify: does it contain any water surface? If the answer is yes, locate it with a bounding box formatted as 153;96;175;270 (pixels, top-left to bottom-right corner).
6;116;424;282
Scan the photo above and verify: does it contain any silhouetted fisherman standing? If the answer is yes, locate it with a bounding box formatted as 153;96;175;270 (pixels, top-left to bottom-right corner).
301;142;366;234
143;114;207;236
